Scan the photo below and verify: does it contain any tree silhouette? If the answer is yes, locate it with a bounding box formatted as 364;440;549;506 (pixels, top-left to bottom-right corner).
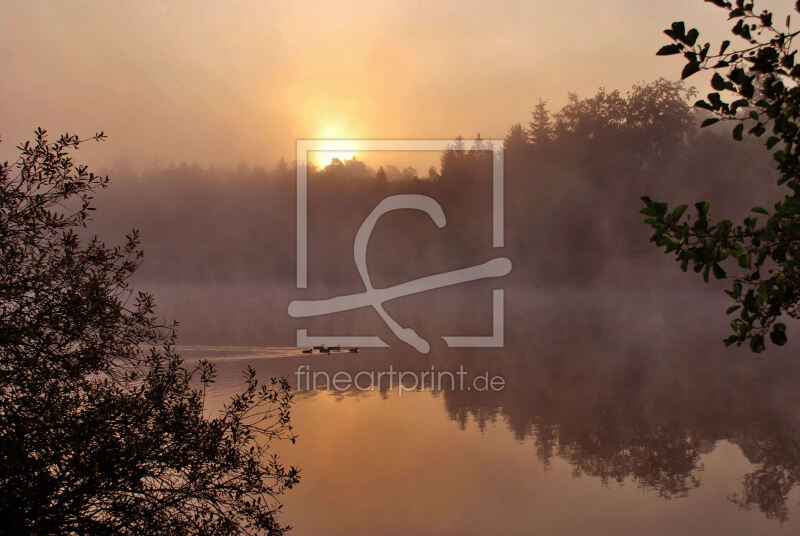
0;130;299;535
528;99;554;147
375;165;388;186
504;123;529;154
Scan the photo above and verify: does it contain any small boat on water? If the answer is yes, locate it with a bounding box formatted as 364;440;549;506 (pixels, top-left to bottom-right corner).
299;346;356;354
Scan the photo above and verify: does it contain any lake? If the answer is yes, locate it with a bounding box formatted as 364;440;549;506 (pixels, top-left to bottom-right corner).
179;290;800;535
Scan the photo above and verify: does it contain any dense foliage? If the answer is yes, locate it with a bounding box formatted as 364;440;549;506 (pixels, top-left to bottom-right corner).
0;130;298;535
643;0;800;352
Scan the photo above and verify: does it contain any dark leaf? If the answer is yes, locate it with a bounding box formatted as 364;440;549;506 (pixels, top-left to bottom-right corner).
657;43;684;56
682;61;701;79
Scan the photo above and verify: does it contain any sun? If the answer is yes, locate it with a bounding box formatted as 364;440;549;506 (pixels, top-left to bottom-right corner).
310;123;361;167
311;148;358;167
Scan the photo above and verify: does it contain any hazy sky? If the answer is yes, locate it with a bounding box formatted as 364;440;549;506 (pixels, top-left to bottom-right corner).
0;0;791;171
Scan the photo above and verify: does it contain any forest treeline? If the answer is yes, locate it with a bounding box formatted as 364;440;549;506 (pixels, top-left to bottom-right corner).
90;78;780;342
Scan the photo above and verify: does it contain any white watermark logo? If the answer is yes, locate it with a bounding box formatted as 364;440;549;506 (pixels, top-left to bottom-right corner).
294;364;506;397
290;139;510;353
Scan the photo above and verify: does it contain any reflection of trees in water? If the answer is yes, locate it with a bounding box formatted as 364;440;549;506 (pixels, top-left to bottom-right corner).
729;432;800;522
445;395;800;519
436;307;800;522
446;405;500;432
221;305;800;522
543;419;707;499
444;395;709;500
262;298;800;521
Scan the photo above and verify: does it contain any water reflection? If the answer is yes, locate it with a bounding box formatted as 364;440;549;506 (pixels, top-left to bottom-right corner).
187;290;800;532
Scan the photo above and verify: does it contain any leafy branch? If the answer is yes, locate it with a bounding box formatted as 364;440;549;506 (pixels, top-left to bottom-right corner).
644;0;800;351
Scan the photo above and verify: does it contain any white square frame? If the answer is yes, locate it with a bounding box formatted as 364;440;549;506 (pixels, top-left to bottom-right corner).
295;139;505;348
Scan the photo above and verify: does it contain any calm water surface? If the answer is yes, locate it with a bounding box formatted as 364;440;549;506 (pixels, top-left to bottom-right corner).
180;324;800;535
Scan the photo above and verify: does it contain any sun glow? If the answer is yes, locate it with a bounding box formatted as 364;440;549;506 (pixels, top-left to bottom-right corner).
310;123;361;167
311;148;359;168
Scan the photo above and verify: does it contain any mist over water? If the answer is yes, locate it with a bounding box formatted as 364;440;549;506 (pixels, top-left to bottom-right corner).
185;292;800;534
9;0;800;532
82;87;800;533
90;85;779;346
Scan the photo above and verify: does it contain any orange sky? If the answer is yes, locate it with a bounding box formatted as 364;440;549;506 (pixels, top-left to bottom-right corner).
0;0;791;171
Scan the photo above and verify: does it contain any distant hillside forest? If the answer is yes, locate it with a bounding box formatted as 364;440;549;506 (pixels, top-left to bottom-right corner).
89;78;781;342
